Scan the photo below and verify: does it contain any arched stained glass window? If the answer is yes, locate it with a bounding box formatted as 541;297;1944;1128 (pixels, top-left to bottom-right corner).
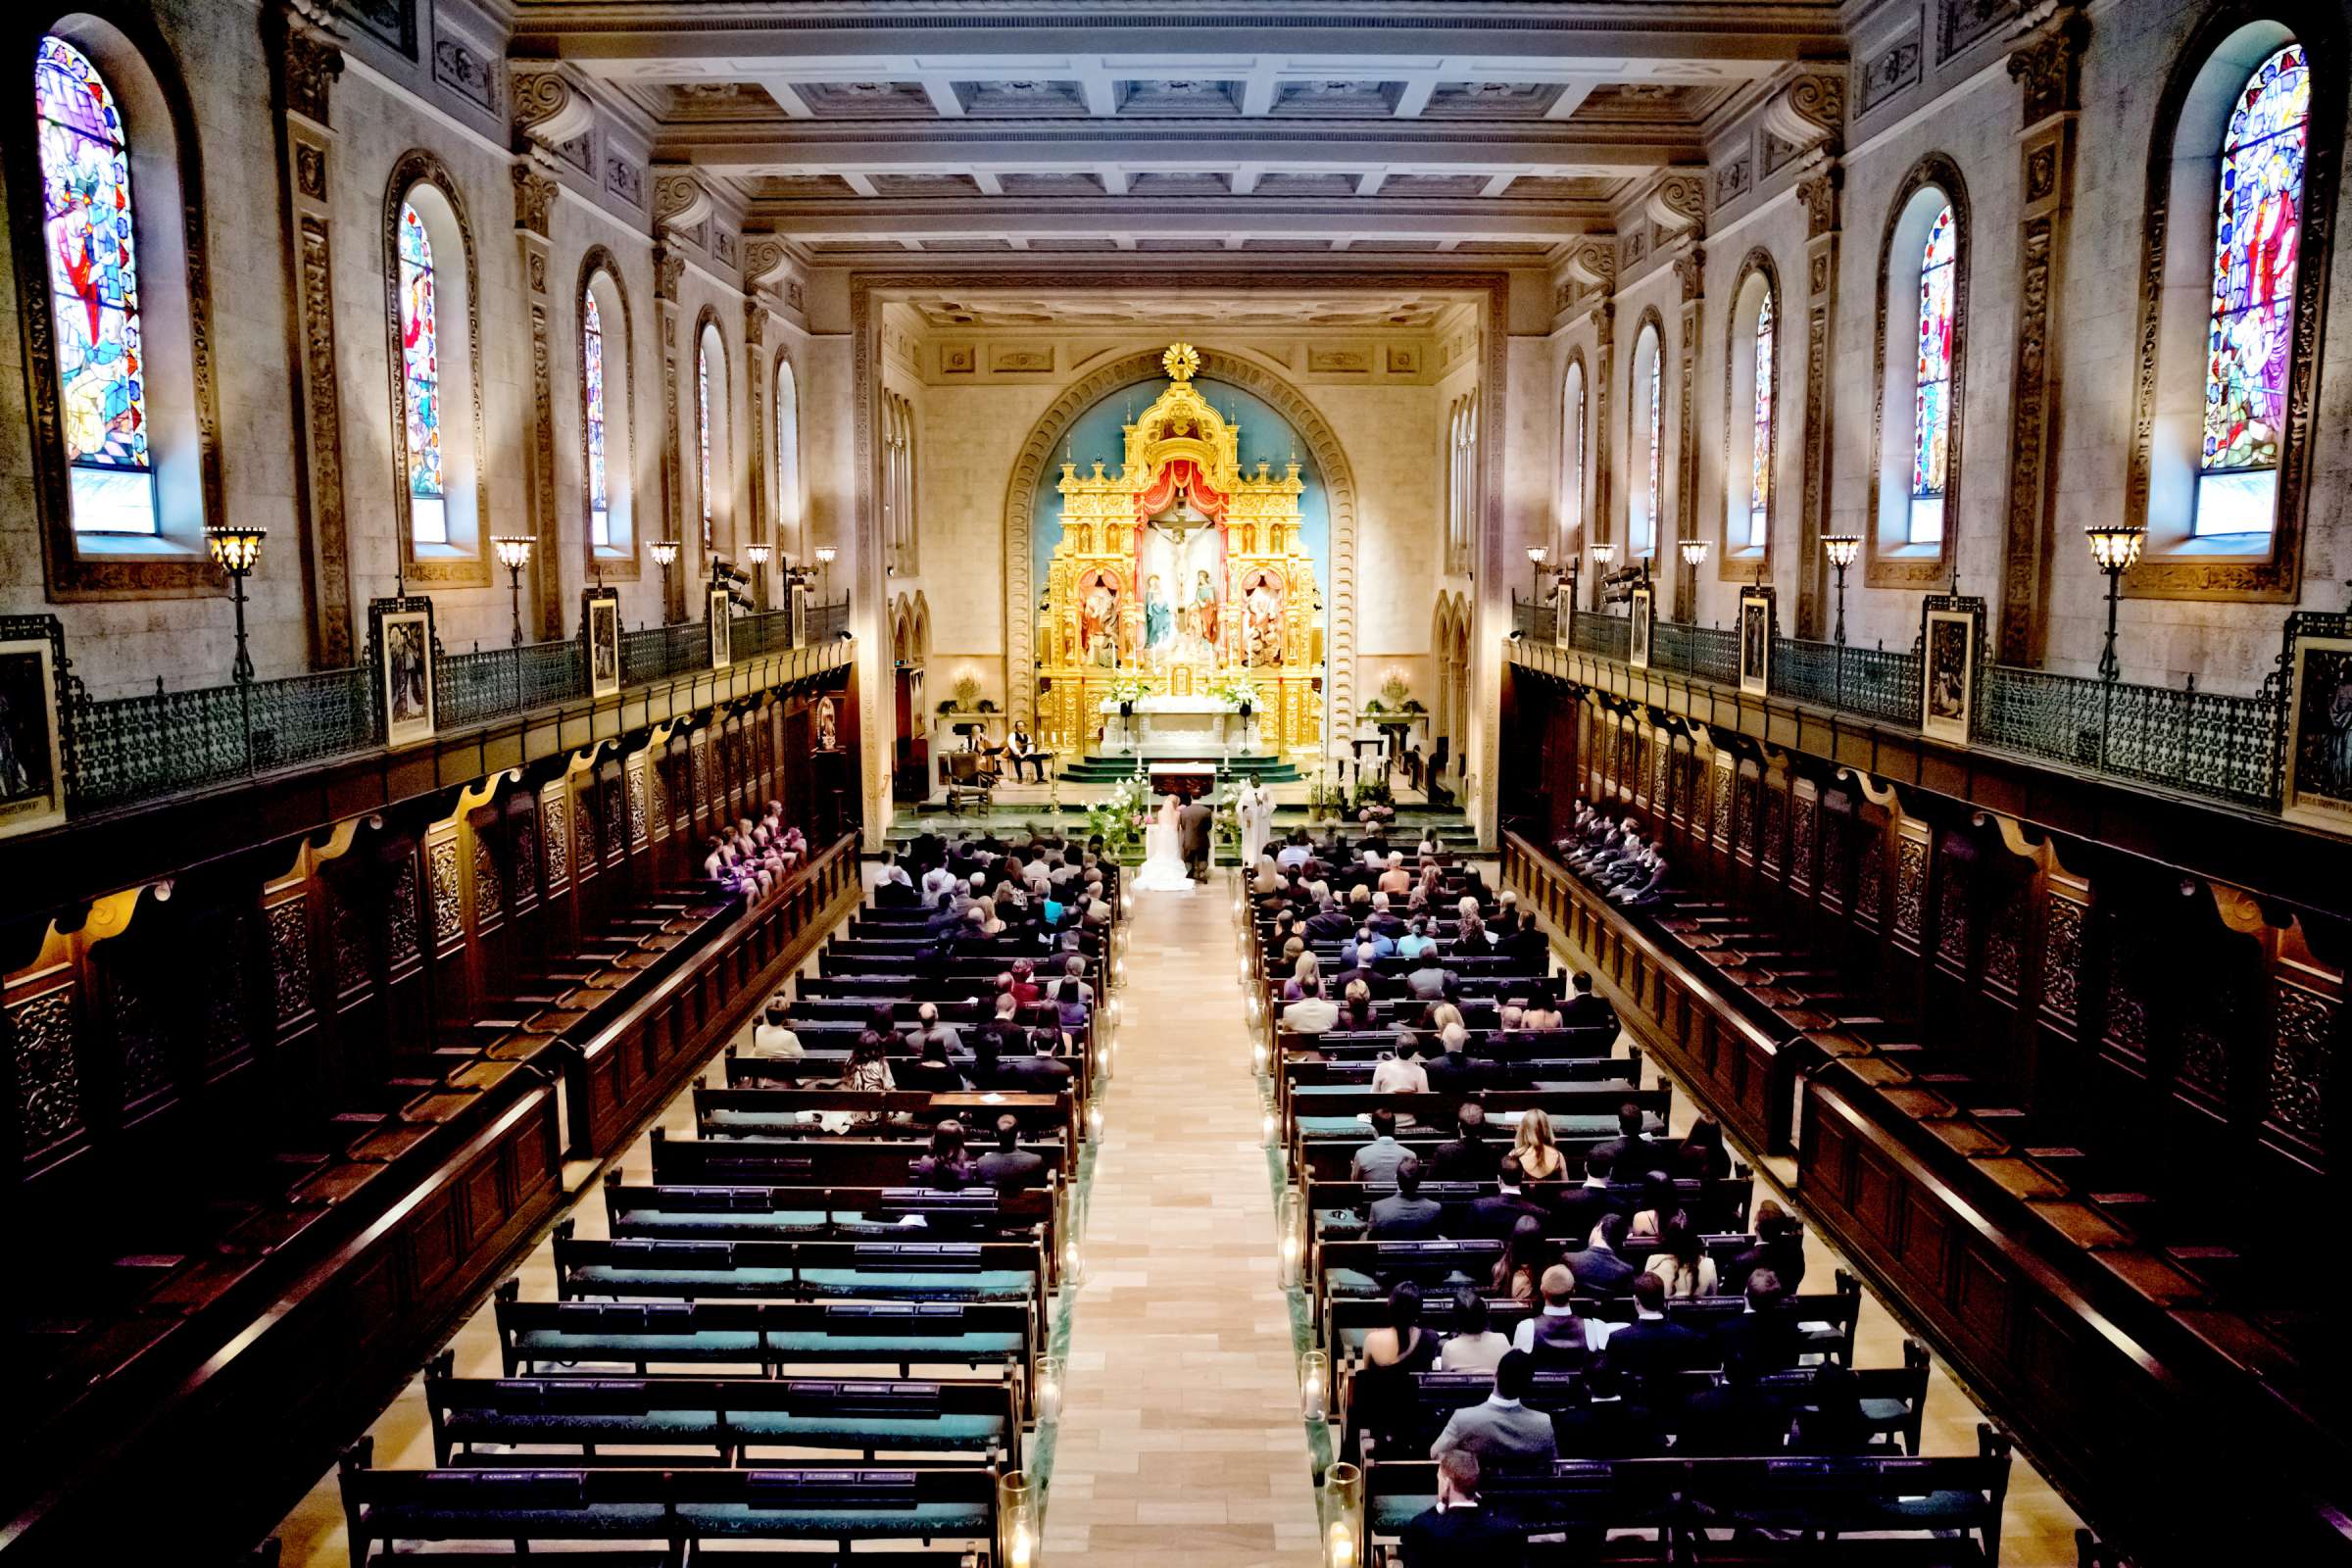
1748;293;1775;548
584;294;609;548
1909;205;1955;544
1644;351;1662;551
2200;43;2310;536
1561;361;1586;553
696;338;713;550
396;200;446;544
36;35;154;535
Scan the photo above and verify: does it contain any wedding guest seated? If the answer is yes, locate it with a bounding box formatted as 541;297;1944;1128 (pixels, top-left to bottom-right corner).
838;1033;896;1094
1423;1023;1490;1095
1492;1215;1552;1304
1725;1201;1808;1296
1551;1147;1617;1244
973;1114;1046;1192
1370;1032;1430;1095
1592;1102;1666;1181
1045;956;1094;1042
997;1029;1075;1094
1431;1350;1557;1466
1713;1269;1801;1378
1281;981;1338;1036
904;1002;964;1055
1432;1102;1498;1181
1512;1264;1602;1367
1356;1283;1440;1455
1560;971;1617;1033
1368;891;1406;939
1788;1363;1873;1454
1404;956;1459;1001
1392;1457;1524;1560
1470;1156;1548;1240
900;1038;969;1095
1349;1108;1408;1182
1437;1288;1513;1374
1304;899;1354;940
1282;952;1322;1003
1395;917;1438;960
908;1120;973;1191
1510;1107;1567;1184
1369;1156;1446;1240
1338;981;1379;1033
1378;853;1412;897
1599;1271;1713;1396
1562;1212;1641;1298
751;1012;803;1059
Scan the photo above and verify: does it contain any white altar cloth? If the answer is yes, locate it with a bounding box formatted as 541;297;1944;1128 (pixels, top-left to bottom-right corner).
1098;695;1254;754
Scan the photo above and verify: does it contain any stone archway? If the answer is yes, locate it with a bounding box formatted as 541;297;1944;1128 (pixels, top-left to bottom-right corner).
999;346;1361;742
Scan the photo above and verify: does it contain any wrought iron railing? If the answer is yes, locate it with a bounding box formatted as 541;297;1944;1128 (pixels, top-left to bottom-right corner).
1508;596;2286;812
62;597;854;818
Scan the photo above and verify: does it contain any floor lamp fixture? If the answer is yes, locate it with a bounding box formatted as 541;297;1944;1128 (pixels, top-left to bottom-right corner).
492;535;534;647
650;539;681;622
2085;524;2146;682
204;523;268;684
1823;534;1861;646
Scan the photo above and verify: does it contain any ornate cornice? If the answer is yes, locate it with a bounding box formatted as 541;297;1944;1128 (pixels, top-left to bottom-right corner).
1566;238;1616;288
1645;171;1708;235
1762;70;1846;156
2006;6;2086;128
655;169;713;233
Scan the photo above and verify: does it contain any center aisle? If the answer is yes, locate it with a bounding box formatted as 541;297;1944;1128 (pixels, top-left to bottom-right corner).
1043;871;1322;1564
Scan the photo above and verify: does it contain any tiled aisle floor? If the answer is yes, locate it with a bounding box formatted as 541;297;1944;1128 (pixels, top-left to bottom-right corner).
1041;873;1323;1564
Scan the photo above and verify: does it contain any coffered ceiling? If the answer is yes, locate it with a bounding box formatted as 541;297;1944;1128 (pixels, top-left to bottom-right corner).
513;1;1847;264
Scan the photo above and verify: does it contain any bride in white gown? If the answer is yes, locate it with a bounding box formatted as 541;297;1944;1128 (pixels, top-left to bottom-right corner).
1132;794;1195;893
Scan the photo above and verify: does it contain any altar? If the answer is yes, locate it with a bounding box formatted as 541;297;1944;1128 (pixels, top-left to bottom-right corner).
1096;695;1257;756
1033;341;1324;760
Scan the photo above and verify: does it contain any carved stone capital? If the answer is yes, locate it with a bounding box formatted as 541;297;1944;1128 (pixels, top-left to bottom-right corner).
277;22;344;126
512;162;557;239
1644;170;1709;235
2007;7;2087;127
653;245;684;304
509;66;596;152
1566;238;1616;289
1762;70;1846;156
1795;159;1843;240
654;169;712;233
1672;244;1706;304
744;300;766;349
744;235;793;287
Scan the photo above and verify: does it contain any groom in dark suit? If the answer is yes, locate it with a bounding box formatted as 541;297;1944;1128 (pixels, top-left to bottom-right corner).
1177;794;1213;882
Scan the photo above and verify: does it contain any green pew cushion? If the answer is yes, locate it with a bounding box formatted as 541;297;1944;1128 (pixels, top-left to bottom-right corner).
674;1500;992;1538
766;1330;1023;1360
565;1267;797;1296
798;1269;1032;1302
1373;1494;1438;1534
512;1331;763;1361
728;1412;1006;1449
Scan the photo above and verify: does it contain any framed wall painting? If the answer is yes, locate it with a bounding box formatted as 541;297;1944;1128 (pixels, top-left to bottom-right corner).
2281;612;2352;830
1738;587;1775;697
709;586;733;671
1553;587;1573;649
790;582;808;649
1628;586;1653;670
0;616;69;840
582;588;621;699
369;595;437;750
814;695;840;752
1918;593;1985;747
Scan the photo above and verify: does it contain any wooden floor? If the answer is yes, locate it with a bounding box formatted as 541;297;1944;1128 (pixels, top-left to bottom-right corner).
1041;876;1324;1564
269;858;2087;1567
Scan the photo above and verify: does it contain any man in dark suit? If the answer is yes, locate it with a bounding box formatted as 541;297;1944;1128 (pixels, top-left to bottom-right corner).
1548;1146;1618;1244
1304;898;1354;939
1722;1201;1808;1297
1368;1156;1446;1240
1601;1272;1713;1390
1430;1102;1499;1182
1590;1102;1666;1181
972;1113;1046;1192
1559;971;1619;1033
1422;1023;1491;1093
1399;1450;1524;1566
1712;1268;1802;1380
1469;1154;1548;1239
1177;794;1213;882
1562;1212;1640;1298
996;1030;1074;1094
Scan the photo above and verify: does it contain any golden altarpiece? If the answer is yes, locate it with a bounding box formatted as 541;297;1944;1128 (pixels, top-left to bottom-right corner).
1035;345;1324;756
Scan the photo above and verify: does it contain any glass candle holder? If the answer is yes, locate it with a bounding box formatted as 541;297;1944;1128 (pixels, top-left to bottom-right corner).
1279;1186;1305;1288
1034;1354;1065;1424
1299;1348;1329;1422
1324;1461;1364;1568
1062;1237;1086;1290
998;1471;1038;1568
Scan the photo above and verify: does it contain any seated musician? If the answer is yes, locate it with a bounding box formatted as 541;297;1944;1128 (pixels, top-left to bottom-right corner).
1003;720;1046;781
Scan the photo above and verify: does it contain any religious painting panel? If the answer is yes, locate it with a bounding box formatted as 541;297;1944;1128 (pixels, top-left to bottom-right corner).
708;587;732;671
369;596;437;750
1738;588;1775;697
1629;586;1653;669
1919;593;1984;746
582;588;621;699
0;617;69;841
2281;614;2352;830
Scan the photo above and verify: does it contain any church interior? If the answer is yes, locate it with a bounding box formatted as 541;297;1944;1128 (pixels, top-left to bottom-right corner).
0;0;2347;1564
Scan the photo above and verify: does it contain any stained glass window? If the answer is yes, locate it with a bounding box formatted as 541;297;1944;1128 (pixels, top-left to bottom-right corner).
696;338;713;550
1748;292;1775;549
36;35;156;535
2199;43;2309;537
1910;204;1955;545
1561;364;1585;546
584;293;609;548
1632;327;1659;554
396;200;446;545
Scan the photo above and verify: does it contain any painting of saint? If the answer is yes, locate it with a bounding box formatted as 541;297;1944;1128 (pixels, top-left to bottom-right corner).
1920;609;1975;744
0;632;64;840
1243;570;1285;666
1079;570;1119;662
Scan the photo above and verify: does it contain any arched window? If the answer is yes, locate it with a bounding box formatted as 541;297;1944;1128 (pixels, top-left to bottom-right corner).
2198;43;2309;537
1560;358;1587;557
36;36;151;534
1629;321;1662;558
1910;206;1956;545
2126;22;2335;593
1749;294;1775;545
1869;156;1967;586
882;389;916;573
694;318;727;556
1724;258;1780;562
383;157;482;578
577;259;634;564
773;357;802;557
1448;392;1479;572
396;202;445;545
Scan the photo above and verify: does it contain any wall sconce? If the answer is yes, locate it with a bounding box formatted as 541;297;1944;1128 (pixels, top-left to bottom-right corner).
491;535;534;647
203;523;267;683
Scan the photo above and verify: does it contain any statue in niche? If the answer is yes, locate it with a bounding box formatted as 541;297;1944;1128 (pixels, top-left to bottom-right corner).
1144;573;1174;650
1078;569;1119;663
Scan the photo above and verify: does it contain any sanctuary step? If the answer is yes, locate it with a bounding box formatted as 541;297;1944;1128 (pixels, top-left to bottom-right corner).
1053;752;1303;783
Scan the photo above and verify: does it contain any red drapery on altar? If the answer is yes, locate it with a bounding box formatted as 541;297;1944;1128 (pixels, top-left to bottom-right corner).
1132;459;1229;616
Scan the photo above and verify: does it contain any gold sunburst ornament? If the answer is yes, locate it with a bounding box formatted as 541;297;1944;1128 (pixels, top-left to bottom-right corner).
1161;341;1200;382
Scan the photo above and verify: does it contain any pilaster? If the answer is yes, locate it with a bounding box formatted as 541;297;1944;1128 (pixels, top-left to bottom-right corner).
1673;245;1705;621
512;160;562;638
654;245;685;622
1796;157;1843;640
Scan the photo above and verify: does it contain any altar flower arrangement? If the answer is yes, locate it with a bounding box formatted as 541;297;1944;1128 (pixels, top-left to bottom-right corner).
1213;781;1243;849
1086;777;1147;859
1110;673;1155;706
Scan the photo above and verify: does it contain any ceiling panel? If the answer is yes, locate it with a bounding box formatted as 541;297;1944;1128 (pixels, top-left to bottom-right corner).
1116;79;1244;116
1269;79;1402;117
956;79;1089;117
789;80;937;118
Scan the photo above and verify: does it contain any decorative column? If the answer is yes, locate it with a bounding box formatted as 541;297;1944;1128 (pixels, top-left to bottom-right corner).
1590;297;1616;612
653;244;685;623
512;161;562;638
1999;7;2086;664
743;300;767;605
1672;245;1706;621
270;0;352;666
1794;158;1843;639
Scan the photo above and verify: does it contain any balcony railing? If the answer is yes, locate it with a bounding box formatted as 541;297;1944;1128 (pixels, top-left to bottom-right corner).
65;597;852;818
1509;594;2286;813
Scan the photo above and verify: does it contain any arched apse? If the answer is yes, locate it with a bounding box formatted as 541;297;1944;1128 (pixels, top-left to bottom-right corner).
1000;346;1360;738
